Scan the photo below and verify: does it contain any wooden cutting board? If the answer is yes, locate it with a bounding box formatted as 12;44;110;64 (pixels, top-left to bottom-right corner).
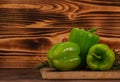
40;67;120;79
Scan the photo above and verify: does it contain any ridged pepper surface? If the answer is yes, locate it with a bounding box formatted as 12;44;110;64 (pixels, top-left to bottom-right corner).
47;42;81;71
69;28;99;67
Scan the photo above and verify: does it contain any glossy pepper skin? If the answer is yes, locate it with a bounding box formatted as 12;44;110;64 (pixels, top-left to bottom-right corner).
69;28;99;67
47;42;81;71
87;44;115;70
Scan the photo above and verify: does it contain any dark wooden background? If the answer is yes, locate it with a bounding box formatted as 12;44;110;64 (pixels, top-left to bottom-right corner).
0;0;120;68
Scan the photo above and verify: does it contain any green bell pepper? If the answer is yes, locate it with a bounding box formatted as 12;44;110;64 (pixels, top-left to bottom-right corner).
69;28;99;67
86;44;115;70
47;42;81;71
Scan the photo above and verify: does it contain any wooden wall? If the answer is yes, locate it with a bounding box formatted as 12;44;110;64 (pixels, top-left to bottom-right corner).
0;0;120;68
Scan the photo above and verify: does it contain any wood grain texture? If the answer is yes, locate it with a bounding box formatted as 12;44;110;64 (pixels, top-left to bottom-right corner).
0;0;120;68
40;67;120;79
0;69;120;82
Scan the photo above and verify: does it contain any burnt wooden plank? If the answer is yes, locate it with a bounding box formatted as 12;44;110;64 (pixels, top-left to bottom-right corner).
0;28;70;54
0;55;47;68
0;0;119;68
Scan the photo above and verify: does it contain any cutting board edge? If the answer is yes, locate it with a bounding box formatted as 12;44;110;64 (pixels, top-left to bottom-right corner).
40;67;120;79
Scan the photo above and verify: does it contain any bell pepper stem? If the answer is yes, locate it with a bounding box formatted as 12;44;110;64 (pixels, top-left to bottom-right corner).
92;53;101;59
88;28;97;33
